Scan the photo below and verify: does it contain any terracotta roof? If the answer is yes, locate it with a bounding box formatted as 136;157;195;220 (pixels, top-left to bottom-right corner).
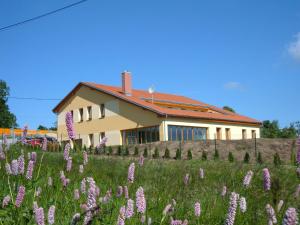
53;82;261;126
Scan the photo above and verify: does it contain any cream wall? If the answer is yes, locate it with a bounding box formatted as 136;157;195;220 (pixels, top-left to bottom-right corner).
56;86;162;146
162;118;260;141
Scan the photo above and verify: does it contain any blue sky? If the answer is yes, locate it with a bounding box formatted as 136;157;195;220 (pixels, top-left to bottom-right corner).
0;0;299;129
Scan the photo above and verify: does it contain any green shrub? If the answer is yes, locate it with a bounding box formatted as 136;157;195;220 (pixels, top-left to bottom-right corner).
134;146;139;156
273;152;281;167
243;152;250;163
213;149;219;160
83;145;87;152
175;148;181;160
228;152;234;162
143;147;148;157
163;148;170;159
202;151;207;161
117;146;122;156
290;150;296;165
257;152;263;164
107;146;113;155
153;147;159;159
187;149;193;160
124;147;129;156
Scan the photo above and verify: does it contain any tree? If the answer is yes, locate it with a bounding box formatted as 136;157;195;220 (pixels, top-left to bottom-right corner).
261;120;297;139
37;125;48;130
0;80;17;128
223;106;235;113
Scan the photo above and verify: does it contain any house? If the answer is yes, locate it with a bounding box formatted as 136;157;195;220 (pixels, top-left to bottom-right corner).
53;71;261;147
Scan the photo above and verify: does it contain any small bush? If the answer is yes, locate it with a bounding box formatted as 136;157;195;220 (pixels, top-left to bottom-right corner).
83;145;87;152
107;146;113;155
117;146;122;156
153;147;159;159
175;148;181;160
163;148;170;159
202;151;207;161
213;149;219;160
228;152;234;162
124;147;129;156
143;147;148;157
257;152;263;164
134;146;139;156
290;150;296;165
273;152;281;167
243;152;250;163
187;149;193;160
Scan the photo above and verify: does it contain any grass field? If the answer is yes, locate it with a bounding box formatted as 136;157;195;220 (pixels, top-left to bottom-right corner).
0;144;299;225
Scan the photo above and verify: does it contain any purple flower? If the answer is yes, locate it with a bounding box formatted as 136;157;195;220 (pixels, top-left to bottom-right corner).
48;205;55;225
83;151;88;165
101;189;112;204
81;178;86;194
282;207;298;225
266;204;277;224
117;206;126;225
26;160;34;180
79;164;84;173
184;174;189;185
2;195;10;208
124;186;129;199
194;202;201;217
87;177;97;210
263;168;271;191
199;168;204;179
74;189;80;200
15;185;25;208
171;219;184;225
243;170;253;188
117;186;123;197
239;197;247;213
225;192;239;225
5;163;12;175
65;112;75;140
18;155;25;174
42;137;47;151
126;199;134;218
35;207;45;225
139;155;144;166
136;187;146;214
71;213;80;225
66;157;72;172
128;163;135;183
163;204;172;216
31;152;37;163
64;143;70;161
11;160;18;175
97;136;108;149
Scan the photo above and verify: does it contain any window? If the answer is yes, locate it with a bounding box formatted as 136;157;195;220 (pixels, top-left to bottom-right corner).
100;132;105;139
242;129;247;140
87;106;92;120
168;125;207;141
122;126;159;145
100;104;105;118
88;134;94;147
225;128;231;140
216;128;222;140
251;130;256;139
79;108;83;122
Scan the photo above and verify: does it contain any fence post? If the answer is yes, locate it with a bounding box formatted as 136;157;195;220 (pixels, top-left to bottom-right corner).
214;133;217;152
254;134;257;158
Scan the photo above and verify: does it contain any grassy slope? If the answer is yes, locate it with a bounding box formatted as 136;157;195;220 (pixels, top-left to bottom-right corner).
0;145;299;225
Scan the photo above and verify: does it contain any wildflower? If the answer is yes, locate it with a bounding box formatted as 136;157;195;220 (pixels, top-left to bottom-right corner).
225;192;239;225
101;189;112;204
184;174;189;185
81;178;86;193
263;168;271;191
0;151;5;160
2;195;10;208
266;204;277;224
95;186;100;197
87;178;97;209
117;186;123;197
65;111;76;140
239;197;247;213
74;189;80;200
182;219;188;225
64;143;70;161
48;177;53;186
199;168;204;179
243;170;253;188
126;199;134;218
282;207;298;225
70;213;80;225
163;204;172;216
15;185;25;207
79;164;84;173
194;202;201;217
222;186;227;197
35;207;45;225
277;200;284;212
21;125;28;144
33;201;39;213
83;151;88;165
5;163;12;175
136;187;146;213
63;178;70;187
48;205;55;225
11;159;18;175
124;186;129;199
139;155;144;166
67;157;72;172
128;162;135;183
18;155;25;174
117;206;126;225
171;218;184;225
97;136;108;149
141;214;146;223
42;137;47;151
26;160;34;180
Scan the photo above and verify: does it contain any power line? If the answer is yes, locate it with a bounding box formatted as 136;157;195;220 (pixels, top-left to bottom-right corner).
8;96;62;101
0;0;89;32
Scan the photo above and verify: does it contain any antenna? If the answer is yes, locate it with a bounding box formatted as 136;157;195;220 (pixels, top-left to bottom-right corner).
148;85;155;103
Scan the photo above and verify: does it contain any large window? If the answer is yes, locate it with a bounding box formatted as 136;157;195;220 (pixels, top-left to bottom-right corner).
122;126;159;145
168;125;207;141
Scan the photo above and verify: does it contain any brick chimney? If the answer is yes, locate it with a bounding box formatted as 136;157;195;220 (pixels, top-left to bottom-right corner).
121;71;132;96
